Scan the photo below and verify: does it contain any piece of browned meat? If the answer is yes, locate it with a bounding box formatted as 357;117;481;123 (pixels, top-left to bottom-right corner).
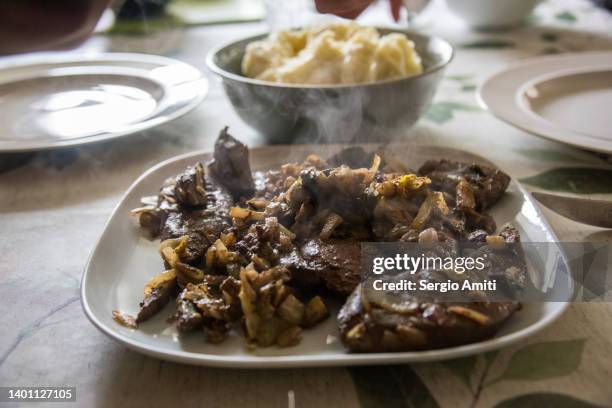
299;167;377;226
174;162;208;207
337;227;526;352
278;247;323;291
138;128;255;265
160;209;230;265
136;279;178;323
418;159;510;211
208;127;255;200
299;239;361;295
338;280;519;352
136;160;234;266
176;290;204;332
466;227;528;294
279;238;362;296
175;276;242;343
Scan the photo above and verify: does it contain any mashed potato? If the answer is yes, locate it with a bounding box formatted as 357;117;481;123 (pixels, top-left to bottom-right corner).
242;22;423;85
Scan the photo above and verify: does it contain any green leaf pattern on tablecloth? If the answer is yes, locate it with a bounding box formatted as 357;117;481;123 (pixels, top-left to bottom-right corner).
483;350;499;366
445;75;477;93
520;168;612;193
491;339;587;383
349;365;439;408
461;40;516;49
442;351;500;405
526;13;543;25
556;11;578;23
442;356;477;391
447;75;474;82
495;393;598;408
424;102;480;124
350;339;586;407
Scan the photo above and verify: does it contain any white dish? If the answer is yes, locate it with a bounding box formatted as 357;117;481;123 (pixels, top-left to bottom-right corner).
0;53;208;153
82;144;571;368
445;0;542;29
479;52;612;154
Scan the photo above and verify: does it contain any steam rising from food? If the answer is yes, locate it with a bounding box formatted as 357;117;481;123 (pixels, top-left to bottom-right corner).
242;22;423;85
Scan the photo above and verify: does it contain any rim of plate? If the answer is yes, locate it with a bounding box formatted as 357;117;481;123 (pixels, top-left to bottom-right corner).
0;52;208;153
81;146;571;368
478;51;612;154
515;66;612;139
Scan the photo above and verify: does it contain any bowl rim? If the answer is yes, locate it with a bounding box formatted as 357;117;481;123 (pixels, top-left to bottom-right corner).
205;26;455;89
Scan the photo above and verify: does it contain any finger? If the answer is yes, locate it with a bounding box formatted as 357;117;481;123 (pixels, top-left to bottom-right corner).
390;0;402;21
336;7;369;19
315;0;372;16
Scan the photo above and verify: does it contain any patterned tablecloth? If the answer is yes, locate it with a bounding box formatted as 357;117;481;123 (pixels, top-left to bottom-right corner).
1;0;611;406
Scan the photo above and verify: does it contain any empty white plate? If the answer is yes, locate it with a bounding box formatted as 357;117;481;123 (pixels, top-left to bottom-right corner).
82;144;571;368
479;52;612;154
0;53;208;152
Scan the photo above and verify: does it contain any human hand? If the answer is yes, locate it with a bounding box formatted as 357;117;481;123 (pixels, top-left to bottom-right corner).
314;0;403;21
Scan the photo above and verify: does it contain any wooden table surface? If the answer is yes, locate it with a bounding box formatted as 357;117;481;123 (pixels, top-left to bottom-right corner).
1;0;611;406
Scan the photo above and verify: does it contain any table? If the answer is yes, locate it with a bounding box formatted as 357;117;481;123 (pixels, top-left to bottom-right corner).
1;0;611;406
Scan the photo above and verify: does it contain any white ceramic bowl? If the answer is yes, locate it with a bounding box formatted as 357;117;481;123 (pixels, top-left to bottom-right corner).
446;0;541;29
